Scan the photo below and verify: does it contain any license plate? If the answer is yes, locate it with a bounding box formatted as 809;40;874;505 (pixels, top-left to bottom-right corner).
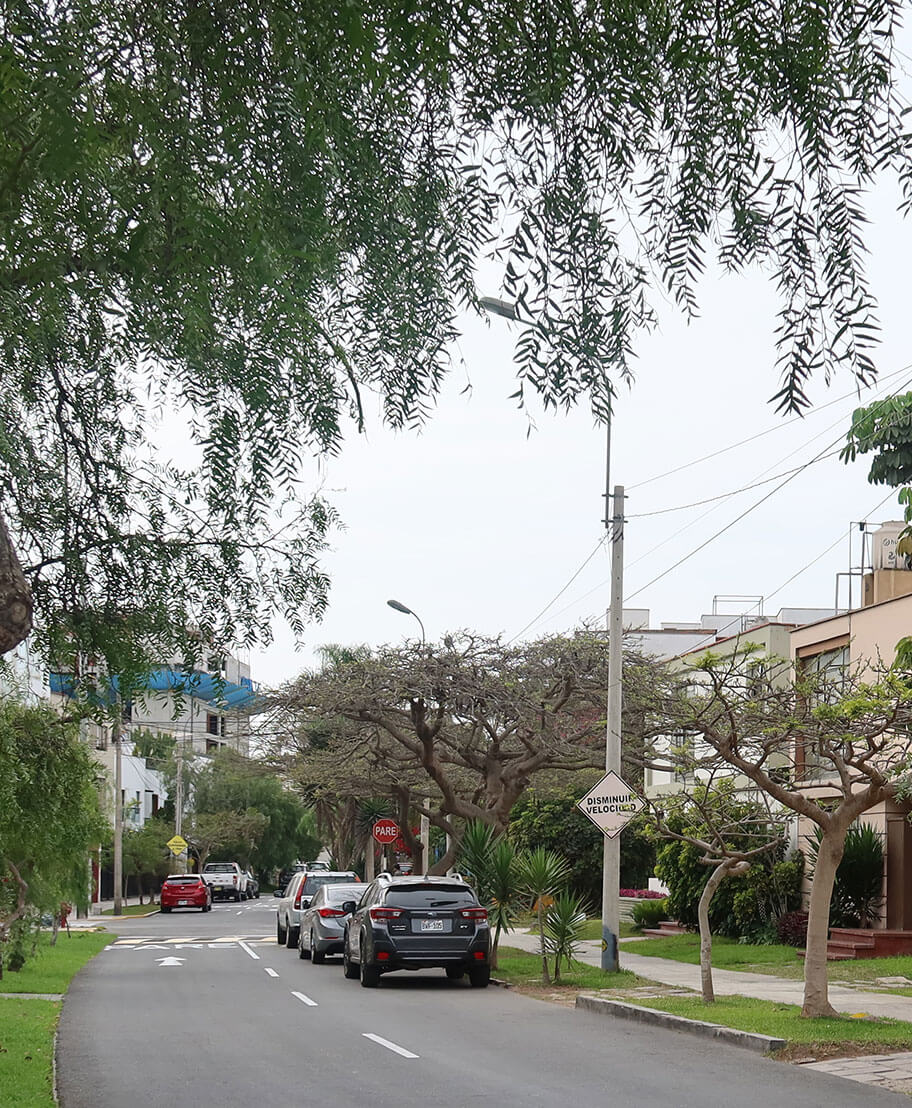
179;900;189;906
421;919;445;932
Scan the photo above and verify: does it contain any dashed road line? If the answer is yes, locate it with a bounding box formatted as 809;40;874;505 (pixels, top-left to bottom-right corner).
291;991;318;1007
238;941;260;960
265;968;279;978
362;1033;418;1059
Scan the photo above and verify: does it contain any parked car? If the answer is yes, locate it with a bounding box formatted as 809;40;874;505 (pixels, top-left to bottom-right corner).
275;860;330;895
244;871;260;898
202;861;248;902
160;874;212;913
298;882;363;963
342;873;490;988
275;871;359;949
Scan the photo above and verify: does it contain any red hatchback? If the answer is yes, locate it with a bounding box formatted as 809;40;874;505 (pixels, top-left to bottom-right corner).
160;875;212;913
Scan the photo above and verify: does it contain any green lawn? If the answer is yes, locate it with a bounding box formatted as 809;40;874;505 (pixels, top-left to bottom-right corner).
0;932;115;994
0;999;59;1107
621;932;912;990
510;918;637;942
101;903;158;916
629;993;912;1050
620;933;803;974
495;945;644;991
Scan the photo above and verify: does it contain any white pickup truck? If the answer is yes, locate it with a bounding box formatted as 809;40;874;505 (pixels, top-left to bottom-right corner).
202;862;249;902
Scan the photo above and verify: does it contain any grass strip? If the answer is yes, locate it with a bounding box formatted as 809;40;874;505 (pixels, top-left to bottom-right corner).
495;945;645;991
626;993;912;1049
101;903;159;917
0;932;114;995
0;998;59;1107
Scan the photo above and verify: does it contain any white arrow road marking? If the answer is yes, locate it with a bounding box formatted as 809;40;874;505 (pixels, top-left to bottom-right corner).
362;1033;418;1059
156;957;185;967
238;941;260;960
264;968;279;978
291;991;317;1007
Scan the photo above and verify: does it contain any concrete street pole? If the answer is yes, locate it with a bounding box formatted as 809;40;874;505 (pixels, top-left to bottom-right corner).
113;712;123;916
600;484;624;971
420;803;430;873
175;738;186;873
365;832;375;882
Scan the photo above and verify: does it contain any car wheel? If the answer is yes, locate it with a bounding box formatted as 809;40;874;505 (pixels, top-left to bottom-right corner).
469;966;491;988
445;967;464;980
359;957;380;988
234;891;242;902
161;905;171;913
299;932;310;960
277;918;287;945
311;934;325;965
286;925;299;949
342;943;359;979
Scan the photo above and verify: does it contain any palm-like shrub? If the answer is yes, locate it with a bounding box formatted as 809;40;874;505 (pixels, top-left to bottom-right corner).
544;892;590;982
458;821;522;968
518;847;570;984
808;824;884;928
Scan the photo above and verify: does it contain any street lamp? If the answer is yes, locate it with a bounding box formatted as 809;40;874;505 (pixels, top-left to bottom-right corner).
479;292;625;971
387;598;426;645
387;598;429;871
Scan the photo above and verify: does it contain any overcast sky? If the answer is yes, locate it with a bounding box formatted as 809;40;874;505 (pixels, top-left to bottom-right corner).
240;170;912;689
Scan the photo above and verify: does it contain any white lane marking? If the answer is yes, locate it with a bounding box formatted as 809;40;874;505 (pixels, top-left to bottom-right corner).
362;1033;418;1060
265;968;279;978
291;991;318;1007
156;957;185;967
238;941;260;960
236;910;243;915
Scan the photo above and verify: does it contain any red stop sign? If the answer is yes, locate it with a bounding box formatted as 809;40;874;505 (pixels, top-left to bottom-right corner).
372;819;400;845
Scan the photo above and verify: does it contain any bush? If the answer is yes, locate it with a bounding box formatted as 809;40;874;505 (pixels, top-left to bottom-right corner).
776;910;809;947
619;889;665;898
631;897;668;931
807;824;884;928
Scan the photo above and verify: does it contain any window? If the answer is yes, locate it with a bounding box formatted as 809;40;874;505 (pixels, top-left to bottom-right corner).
384;887;478;909
206;713;219;735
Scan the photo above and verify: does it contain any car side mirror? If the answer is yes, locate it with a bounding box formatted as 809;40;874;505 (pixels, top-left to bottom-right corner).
341;901;357;914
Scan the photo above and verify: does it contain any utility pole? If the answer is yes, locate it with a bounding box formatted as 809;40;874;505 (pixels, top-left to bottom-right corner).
113;710;123;916
600;483;625;971
420;802;430;873
175;738;185;873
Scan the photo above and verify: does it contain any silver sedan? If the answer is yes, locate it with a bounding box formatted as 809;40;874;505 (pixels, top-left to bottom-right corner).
298;883;363;963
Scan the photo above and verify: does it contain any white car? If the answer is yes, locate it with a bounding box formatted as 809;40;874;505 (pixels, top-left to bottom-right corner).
202;862;249;902
275;871;359;949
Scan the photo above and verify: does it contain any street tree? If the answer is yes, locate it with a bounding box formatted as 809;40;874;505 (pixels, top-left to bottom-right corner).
646;651;912;1018
646;780;785;1003
184;810;267;872
191;750;320;878
0;697;106;975
3;1;909;663
270;633;659;870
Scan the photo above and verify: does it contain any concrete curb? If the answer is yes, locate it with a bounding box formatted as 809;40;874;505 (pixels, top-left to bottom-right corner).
576;995;786;1054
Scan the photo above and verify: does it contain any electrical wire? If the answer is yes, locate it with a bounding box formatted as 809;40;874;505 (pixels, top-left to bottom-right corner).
506;535;607;644
627;363;912;492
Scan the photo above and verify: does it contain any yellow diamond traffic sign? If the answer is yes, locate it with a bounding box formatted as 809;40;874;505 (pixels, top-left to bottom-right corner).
166;834;188;856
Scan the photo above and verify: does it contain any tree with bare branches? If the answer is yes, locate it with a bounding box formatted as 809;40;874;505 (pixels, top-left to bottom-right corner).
268;632;661;872
646;650;912;1018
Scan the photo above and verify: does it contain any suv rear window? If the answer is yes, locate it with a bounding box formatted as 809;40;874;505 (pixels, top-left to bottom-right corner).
384;886;478;909
204;864;236;872
302;874;356;894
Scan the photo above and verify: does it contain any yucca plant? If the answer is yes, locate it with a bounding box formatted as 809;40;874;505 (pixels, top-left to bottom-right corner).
458;821;522;968
545;892;591;982
518;847;571;984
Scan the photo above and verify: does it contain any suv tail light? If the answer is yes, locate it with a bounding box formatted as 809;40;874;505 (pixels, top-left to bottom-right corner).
369;907;403;921
232;875;238;885
318;908;345;918
294;886;306;909
459;907;488;922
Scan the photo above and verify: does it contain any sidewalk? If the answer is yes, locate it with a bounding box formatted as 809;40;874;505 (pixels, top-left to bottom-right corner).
502;930;912;1020
502;930;912;1092
66;899;158;929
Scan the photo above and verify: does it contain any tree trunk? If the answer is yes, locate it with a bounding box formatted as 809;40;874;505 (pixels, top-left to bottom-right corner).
428;837;460;877
0;508;32;655
697;860;750;1004
802;827;845;1017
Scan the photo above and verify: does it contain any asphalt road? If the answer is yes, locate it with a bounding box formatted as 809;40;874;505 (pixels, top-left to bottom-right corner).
57;899;907;1107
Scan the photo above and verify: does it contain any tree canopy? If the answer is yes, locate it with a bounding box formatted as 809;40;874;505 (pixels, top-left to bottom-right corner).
3;0;909;666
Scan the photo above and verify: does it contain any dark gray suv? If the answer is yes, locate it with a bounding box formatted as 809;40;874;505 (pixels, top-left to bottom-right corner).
341;874;490;989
